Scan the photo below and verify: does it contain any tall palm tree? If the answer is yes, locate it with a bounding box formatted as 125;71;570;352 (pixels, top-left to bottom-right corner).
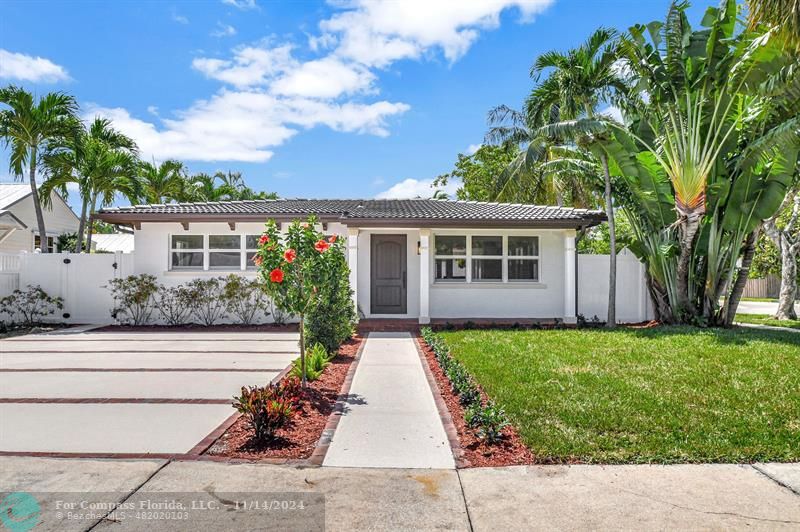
0;86;80;253
44;117;139;252
500;28;626;326
137;159;185;204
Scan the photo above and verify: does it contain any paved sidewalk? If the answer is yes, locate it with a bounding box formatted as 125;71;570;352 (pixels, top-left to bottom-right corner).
323;332;455;469
2;458;799;531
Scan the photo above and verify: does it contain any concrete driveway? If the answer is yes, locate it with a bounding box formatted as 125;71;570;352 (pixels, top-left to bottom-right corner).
737;300;799;315
0;328;298;455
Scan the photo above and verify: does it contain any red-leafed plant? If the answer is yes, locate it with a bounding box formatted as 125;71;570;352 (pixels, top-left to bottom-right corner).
232;377;302;441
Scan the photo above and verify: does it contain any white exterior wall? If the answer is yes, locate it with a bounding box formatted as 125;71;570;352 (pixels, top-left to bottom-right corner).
0;191;79;252
429;229;567;320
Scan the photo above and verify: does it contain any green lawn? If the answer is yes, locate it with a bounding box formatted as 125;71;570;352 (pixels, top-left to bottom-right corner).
741;297;778;303
735;313;800;330
438;326;800;464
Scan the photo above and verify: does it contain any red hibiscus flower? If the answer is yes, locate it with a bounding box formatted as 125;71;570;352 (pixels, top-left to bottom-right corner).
269;268;284;283
327;234;337;243
314;239;330;253
283;249;296;263
258;234;269;246
252;255;263;267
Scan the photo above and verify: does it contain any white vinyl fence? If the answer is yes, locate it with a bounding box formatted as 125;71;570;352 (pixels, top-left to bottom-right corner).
578;248;652;323
3;252;135;324
0;252;21;297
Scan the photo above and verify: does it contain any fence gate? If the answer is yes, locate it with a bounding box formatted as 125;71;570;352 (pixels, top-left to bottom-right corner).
0;252;20;297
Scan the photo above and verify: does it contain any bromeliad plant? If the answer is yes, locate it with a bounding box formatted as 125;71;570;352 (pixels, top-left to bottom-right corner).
232;378;302;441
254;216;349;387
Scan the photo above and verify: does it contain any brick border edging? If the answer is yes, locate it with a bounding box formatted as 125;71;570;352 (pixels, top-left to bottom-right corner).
412;331;468;469
307;333;369;466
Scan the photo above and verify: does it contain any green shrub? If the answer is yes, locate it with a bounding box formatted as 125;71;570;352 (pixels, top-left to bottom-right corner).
222;275;270;325
185;277;228;325
154;285;194;326
107;274;159;325
303;243;357;353
289;343;331;382
232;378;301;441
0;285;64;326
472;402;509;444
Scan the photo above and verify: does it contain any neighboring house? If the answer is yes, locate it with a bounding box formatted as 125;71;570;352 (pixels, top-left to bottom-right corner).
0;184;80;253
91;232;135;253
98;199;607;324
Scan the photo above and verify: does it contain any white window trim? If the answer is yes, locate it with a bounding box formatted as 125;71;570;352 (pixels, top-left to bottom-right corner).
168;233;265;272
432;232;541;284
169;234;205;271
208;234;243;271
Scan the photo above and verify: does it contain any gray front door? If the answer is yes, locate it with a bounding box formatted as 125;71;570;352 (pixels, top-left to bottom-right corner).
371;234;407;314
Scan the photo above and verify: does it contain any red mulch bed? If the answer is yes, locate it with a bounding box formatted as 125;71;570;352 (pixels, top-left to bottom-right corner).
96;323;299;333
415;334;537;468
204;336;363;460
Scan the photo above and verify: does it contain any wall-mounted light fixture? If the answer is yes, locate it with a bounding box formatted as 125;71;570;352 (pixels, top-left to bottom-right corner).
417;240;421;255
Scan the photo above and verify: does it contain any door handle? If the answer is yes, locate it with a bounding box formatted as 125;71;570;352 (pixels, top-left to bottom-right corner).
402;271;407;289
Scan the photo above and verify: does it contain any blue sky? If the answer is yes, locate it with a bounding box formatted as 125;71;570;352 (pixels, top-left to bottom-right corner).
1;0;708;210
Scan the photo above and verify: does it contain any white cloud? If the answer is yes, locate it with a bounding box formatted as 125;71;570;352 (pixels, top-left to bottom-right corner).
87;91;408;162
376;178;459;199
466;143;481;155
193;45;295;87
271;57;375;98
222;0;258;10
211;22;237;38
172;12;189;24
320;0;554;67
0;49;70;83
194;45;374;99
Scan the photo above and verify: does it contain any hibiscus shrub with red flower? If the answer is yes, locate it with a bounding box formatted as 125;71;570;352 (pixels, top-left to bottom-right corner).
254;216;356;385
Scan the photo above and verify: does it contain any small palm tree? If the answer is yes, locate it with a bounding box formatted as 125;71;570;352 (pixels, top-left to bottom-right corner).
137;159;185;203
190;173;236;202
0;86;80;253
44;117;139;252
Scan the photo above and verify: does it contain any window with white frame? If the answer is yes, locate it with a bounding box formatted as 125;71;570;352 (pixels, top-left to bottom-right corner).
208;235;241;269
433;234;540;283
170;235;204;269
170;234;267;270
434;235;467;282
245;234;261;269
508;236;539;282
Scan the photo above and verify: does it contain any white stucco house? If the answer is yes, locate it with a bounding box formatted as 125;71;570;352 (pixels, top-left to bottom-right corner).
96;198;614;324
0;183;80;253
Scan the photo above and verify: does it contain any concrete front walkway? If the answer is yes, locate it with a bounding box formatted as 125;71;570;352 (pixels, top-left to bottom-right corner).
2;458;799;531
323;332;455;469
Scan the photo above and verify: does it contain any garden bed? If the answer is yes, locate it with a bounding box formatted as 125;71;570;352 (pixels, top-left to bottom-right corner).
416;333;536;468
0;323;70;339
95;323;299;333
205;335;363;460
